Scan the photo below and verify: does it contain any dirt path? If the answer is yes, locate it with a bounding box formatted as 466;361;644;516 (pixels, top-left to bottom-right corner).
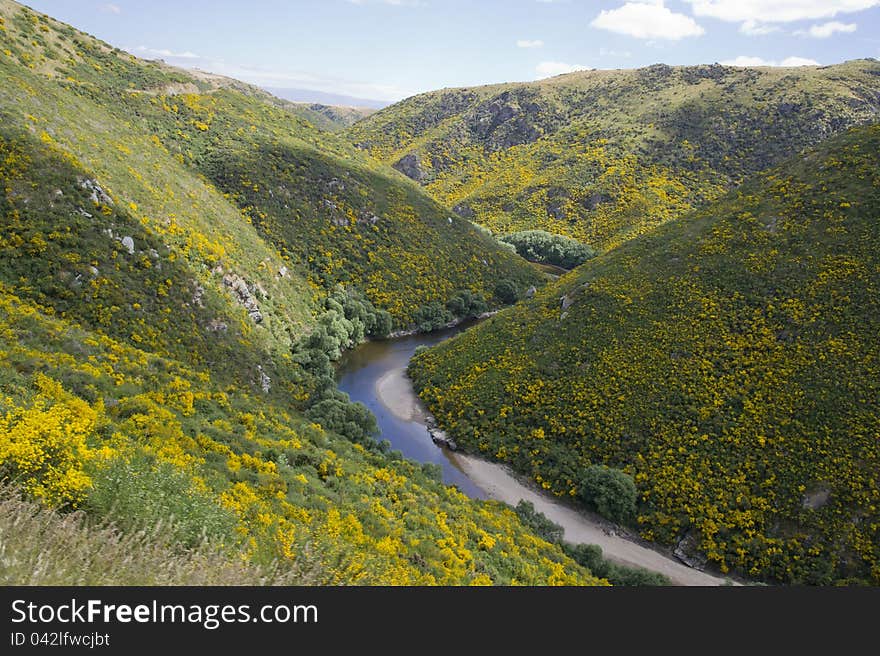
376;366;733;586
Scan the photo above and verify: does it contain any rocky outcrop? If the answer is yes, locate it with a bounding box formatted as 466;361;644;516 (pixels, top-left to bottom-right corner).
425;414;457;451
222;273;263;324
79;178;113;206
452;202;475;219
393;153;425;182
257;365;271;394
674;531;709;570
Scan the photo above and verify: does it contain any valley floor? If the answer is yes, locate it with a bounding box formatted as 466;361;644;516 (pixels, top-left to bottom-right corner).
375;367;733;586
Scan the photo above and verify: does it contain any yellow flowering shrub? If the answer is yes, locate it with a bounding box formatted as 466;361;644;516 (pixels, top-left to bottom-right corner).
0;374;98;507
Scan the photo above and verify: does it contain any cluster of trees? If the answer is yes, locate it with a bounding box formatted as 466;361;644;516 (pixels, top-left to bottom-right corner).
499;230;597;270
292;286;390;445
412;289;490;333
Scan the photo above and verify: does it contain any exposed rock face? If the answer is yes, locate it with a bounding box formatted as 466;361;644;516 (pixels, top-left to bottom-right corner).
452;202;475;219
257;365;271;394
582;192;612;211
465;89;561;151
425;415;457;450
79;178;113;206
393;153;425;182
222;273;263;323
802;487;831;510
674;531;709;570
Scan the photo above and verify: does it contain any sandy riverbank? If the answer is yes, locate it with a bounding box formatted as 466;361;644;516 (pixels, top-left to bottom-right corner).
374;366;733;586
375;368;428;423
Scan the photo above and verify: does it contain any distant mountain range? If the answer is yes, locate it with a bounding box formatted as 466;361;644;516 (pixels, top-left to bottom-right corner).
264;86;390;109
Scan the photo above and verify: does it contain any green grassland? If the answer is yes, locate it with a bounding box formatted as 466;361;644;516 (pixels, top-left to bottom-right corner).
410;124;880;585
349;61;880;252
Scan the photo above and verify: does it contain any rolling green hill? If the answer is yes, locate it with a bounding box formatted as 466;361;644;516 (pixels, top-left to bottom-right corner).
0;0;595;585
349;61;880;252
410;124;880;584
286;102;375;132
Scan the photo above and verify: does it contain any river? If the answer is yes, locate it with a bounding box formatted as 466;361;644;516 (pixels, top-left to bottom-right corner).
336;324;487;498
336;325;733;586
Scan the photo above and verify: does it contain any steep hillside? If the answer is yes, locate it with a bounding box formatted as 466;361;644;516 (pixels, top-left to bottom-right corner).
410;125;880;584
0;0;538;337
286;103;375;132
0;0;593;585
350;61;880;251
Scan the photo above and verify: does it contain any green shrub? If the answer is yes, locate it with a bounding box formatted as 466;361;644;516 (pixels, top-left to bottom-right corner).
514;500;564;543
413;302;453;332
579;465;638;524
563;543;670;586
494;279;520;305
499;230;597;269
446;290;489;319
304;396;378;446
86;452;239;550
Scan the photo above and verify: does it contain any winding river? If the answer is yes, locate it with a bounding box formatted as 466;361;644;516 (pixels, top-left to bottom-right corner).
337;324;486;498
336;325;733;586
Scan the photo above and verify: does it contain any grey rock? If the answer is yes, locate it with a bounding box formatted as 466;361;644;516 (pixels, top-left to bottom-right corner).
121;236;135;255
674;531;709;570
525;286;537;298
79;178;113;206
279;265;289;278
428;427;457;451
207;319;228;333
393;153;424;182
452;203;475;219
802;487;831;510
257;365;271;394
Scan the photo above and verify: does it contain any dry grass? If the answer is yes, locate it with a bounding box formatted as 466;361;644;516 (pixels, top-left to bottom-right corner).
0;487;319;585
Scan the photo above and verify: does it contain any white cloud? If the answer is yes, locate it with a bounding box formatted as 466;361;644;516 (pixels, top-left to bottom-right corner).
591;1;705;40
517;39;545;48
100;3;121;14
795;21;858;37
721;55;820;66
536;61;591;77
739;20;781;35
780;56;822;66
684;1;879;24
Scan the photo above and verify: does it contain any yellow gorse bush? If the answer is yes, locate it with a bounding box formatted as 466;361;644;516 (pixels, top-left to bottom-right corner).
0;374;98;507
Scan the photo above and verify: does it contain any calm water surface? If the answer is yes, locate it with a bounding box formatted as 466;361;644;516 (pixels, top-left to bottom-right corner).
336;326;487;499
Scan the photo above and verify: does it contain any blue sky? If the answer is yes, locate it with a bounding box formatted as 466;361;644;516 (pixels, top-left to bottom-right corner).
20;1;880;102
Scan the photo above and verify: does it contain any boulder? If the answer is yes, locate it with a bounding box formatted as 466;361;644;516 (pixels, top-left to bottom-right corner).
121;236;135;254
393;153;425;182
674;531;709;570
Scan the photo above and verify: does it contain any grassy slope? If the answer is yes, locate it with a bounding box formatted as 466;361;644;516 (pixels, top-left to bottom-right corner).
410;125;880;584
349;61;880;251
286;103;376;132
0;0;538;333
0;1;595;585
